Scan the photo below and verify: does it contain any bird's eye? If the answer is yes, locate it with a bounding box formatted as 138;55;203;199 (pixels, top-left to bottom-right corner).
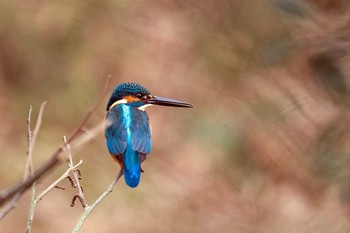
136;93;142;98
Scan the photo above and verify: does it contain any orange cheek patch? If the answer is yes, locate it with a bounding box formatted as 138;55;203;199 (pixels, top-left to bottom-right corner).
124;95;141;103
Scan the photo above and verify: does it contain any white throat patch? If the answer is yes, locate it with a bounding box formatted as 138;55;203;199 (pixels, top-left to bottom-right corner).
109;99;127;110
138;104;152;111
109;99;152;112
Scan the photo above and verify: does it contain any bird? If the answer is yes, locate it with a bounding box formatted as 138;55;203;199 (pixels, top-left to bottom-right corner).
105;82;193;188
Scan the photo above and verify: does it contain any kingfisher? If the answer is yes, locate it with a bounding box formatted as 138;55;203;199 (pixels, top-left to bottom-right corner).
105;82;193;188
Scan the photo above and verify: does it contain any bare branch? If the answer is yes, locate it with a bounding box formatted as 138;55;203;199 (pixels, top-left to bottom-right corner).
26;105;33;176
71;169;123;233
36;161;83;203
0;76;112;208
0;193;21;221
64;136;87;208
24;187;35;233
25;102;47;177
24;160;83;233
0;102;46;220
24;102;47;232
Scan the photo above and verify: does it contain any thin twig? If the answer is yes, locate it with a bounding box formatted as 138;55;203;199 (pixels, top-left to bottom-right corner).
71;169;123;233
36;161;83;203
25;102;47;177
64;136;87;208
0;76;112;208
0;103;46;220
25;102;46;232
24;186;35;233
26;105;33;177
23;102;46;233
24;161;83;233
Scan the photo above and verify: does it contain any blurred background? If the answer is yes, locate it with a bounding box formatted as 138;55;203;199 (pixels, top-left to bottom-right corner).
1;0;350;232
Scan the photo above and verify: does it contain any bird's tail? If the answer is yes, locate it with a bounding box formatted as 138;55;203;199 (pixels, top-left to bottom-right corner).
123;146;141;188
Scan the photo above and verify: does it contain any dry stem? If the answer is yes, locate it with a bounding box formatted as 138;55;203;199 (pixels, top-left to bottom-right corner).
24;160;83;233
0;102;46;220
71;169;123;233
64;136;87;208
0;75;112;208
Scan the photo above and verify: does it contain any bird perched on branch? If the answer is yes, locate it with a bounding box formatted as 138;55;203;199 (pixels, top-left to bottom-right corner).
105;82;193;188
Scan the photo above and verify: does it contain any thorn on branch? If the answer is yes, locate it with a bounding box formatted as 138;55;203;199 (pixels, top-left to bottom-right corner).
76;169;82;180
64;136;87;208
70;195;86;208
54;186;65;190
0;76;110;208
70;195;80;207
67;176;77;188
71;169;123;233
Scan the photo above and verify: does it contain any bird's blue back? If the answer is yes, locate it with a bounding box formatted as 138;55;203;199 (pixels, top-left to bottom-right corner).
105;104;151;187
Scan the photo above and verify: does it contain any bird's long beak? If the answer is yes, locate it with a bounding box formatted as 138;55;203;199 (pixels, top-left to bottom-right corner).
146;96;193;108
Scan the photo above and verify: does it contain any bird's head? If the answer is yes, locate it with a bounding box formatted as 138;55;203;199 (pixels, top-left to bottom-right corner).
106;82;193;111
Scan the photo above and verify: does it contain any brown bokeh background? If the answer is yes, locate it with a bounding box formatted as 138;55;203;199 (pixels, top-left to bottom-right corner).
2;0;350;232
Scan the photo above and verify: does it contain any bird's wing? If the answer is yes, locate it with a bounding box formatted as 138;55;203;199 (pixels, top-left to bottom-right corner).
130;109;152;155
105;105;127;155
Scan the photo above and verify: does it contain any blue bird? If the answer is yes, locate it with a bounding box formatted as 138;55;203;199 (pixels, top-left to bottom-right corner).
105;82;193;188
